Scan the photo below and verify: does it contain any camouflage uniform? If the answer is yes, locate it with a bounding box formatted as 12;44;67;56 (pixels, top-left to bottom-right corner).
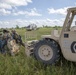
0;29;10;53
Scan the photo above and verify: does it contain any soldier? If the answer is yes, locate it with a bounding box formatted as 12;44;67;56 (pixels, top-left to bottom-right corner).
0;29;10;53
11;30;25;47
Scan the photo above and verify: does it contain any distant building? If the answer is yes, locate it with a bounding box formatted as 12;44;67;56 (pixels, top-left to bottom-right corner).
26;24;37;31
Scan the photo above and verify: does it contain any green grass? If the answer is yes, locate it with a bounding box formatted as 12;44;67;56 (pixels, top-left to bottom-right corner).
0;27;76;75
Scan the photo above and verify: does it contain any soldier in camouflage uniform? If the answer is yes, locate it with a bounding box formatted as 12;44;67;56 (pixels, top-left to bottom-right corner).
11;30;25;47
0;29;10;53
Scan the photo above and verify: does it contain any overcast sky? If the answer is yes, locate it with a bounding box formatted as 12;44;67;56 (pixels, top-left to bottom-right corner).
0;0;76;28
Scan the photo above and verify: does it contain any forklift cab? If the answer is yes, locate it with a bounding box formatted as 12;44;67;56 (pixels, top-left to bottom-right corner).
59;7;76;62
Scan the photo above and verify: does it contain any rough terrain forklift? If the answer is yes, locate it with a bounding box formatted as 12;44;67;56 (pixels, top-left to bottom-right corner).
25;7;76;64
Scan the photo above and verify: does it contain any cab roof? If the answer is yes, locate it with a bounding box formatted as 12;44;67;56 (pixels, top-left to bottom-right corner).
68;7;76;12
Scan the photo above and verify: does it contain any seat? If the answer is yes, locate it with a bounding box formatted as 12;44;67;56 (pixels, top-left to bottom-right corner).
71;26;76;31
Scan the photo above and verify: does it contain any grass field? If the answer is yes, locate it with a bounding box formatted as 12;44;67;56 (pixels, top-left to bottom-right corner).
0;27;76;75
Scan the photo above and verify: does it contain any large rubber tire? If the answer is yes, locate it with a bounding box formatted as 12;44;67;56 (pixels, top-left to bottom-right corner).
71;41;76;53
34;39;60;65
